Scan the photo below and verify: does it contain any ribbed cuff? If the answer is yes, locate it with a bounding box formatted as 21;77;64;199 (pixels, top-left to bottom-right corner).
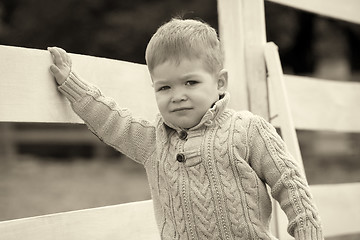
294;225;323;240
58;72;90;102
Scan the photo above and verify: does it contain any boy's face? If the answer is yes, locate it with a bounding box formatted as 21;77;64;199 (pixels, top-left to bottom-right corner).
151;58;227;129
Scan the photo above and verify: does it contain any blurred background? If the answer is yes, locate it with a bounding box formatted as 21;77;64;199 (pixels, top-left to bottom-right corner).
0;0;359;223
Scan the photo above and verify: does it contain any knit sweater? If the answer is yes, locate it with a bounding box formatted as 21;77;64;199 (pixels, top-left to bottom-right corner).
58;72;323;240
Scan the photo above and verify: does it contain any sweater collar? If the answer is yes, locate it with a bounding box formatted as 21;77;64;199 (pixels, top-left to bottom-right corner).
160;92;230;132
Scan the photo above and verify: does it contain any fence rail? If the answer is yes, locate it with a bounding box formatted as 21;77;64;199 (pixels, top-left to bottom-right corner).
0;200;159;240
266;0;360;24
0;45;156;123
271;75;360;133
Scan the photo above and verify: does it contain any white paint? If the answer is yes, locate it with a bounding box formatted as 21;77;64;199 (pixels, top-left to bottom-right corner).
0;200;160;240
266;0;360;24
0;45;157;123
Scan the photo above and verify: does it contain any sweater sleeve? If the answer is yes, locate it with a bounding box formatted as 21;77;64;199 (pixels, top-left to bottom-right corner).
57;71;156;164
247;114;323;240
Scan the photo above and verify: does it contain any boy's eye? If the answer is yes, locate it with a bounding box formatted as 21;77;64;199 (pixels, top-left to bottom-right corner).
157;86;170;91
185;81;198;86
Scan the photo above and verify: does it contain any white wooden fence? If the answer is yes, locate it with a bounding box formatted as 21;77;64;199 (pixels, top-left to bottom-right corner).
1;0;360;239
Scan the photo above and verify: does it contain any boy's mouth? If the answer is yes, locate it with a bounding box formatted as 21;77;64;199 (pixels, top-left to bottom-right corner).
171;107;193;113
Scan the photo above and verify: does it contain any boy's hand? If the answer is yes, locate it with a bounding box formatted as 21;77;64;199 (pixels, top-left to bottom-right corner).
48;47;72;85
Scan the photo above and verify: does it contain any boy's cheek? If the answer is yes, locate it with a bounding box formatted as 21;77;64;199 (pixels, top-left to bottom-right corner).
155;96;167;109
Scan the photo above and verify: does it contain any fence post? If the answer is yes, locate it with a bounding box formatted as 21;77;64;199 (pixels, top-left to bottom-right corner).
218;0;268;118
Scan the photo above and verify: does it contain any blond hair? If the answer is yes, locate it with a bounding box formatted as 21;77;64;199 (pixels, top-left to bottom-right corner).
145;18;224;74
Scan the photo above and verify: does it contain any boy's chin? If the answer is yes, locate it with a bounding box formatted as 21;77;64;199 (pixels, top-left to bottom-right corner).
174;121;199;130
164;115;201;129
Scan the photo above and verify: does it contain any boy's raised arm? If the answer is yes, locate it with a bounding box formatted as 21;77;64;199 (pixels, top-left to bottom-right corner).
47;47;156;164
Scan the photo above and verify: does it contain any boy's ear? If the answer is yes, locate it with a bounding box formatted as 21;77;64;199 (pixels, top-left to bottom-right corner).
217;69;228;94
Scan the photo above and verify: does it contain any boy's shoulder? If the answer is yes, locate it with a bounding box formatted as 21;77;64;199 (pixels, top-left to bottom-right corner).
232;110;257;121
231;110;277;134
230;110;268;127
234;110;254;118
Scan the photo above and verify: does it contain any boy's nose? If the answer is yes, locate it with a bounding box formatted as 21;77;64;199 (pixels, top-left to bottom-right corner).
171;89;187;103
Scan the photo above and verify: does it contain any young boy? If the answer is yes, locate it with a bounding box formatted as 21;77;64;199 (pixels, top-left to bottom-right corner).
48;18;323;240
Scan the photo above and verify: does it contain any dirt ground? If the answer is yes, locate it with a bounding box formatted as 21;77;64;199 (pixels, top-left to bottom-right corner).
0;155;150;221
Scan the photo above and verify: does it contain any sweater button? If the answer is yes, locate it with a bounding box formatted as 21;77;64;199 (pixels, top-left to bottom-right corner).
179;130;188;140
176;153;186;162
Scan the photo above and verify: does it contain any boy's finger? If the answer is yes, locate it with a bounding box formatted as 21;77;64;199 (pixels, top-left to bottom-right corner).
49;65;67;85
49;64;60;75
48;48;55;62
48;47;63;65
58;48;72;67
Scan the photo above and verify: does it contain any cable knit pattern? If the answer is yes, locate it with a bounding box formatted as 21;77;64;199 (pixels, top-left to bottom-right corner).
189;164;219;239
58;72;323;240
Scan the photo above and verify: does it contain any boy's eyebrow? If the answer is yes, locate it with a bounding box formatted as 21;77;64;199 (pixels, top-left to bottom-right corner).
153;80;169;86
180;73;202;80
153;72;203;86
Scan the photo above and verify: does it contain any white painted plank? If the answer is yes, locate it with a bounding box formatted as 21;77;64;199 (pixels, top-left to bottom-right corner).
218;0;268;117
266;0;360;25
264;42;304;172
0;45;157;123
0;200;160;240
263;42;306;239
270;75;360;133
312;183;360;237
241;0;269;118
275;183;360;239
217;0;249;111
